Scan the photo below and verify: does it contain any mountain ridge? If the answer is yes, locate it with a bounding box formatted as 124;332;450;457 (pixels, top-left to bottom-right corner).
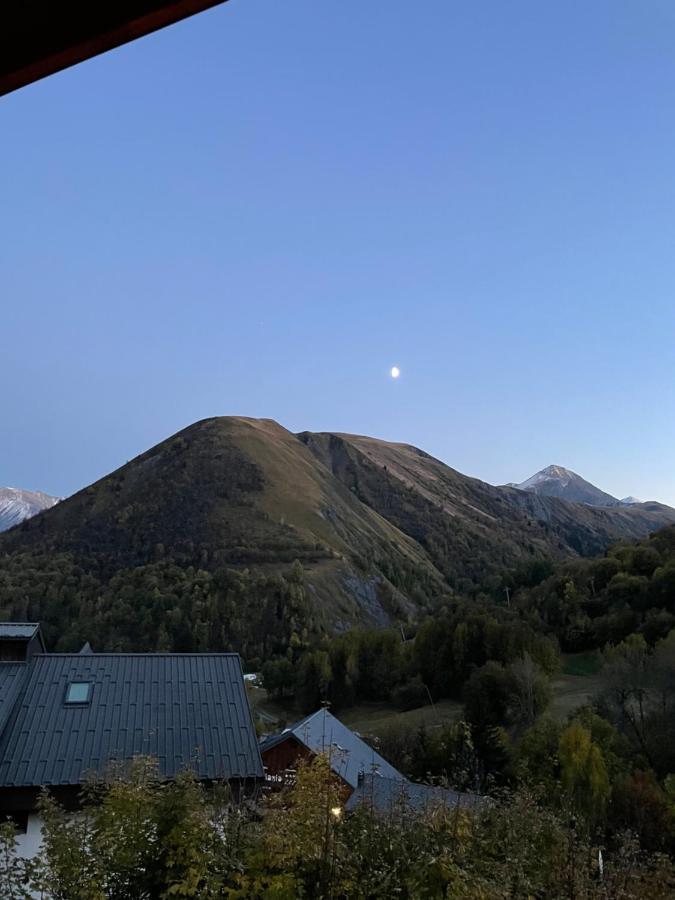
1;417;674;651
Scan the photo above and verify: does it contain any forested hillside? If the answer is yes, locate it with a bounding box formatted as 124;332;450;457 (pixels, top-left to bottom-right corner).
509;523;675;651
285;525;675;716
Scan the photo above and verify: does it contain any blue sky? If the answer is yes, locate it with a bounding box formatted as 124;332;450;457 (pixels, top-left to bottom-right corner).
2;0;675;504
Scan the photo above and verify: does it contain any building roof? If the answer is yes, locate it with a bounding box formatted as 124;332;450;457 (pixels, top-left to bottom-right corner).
345;774;486;817
260;708;403;790
0;623;41;640
1;1;231;97
0;651;263;787
0;664;29;741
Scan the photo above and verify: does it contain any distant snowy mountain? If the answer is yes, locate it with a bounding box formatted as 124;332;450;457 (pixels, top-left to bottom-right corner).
512;465;621;508
0;487;60;532
511;466;668;512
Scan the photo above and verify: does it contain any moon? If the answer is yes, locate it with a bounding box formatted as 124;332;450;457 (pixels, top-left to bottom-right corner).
390;366;400;379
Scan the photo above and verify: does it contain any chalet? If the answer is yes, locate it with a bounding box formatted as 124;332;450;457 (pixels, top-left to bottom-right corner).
260;707;404;791
261;708;486;817
0;623;263;858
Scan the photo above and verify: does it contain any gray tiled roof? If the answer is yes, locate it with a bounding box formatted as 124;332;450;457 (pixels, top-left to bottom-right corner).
0;664;28;739
346;774;486;816
0;624;40;640
261;709;404;789
0;653;263;787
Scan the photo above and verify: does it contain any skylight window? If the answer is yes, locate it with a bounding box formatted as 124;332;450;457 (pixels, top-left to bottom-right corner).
65;682;92;704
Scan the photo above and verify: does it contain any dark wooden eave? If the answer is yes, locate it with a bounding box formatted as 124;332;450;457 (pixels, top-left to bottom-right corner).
0;1;230;98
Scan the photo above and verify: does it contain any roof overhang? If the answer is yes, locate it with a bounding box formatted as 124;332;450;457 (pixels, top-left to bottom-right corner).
1;1;230;98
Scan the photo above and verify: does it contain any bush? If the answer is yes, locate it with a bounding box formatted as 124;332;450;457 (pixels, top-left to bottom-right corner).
1;755;674;899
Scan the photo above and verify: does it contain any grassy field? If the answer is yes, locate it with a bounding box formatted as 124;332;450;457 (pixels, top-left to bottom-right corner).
248;652;606;738
561;651;602;677
550;652;604;719
247;684;461;737
549;672;602;718
340;699;462;735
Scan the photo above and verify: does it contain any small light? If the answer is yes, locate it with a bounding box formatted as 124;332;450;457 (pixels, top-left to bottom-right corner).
330;806;342;819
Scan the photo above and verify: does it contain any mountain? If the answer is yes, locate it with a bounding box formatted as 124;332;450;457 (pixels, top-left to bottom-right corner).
0;487;60;532
511;465;670;516
300;435;675;576
512;465;620;507
0;418;439;634
1;418;674;654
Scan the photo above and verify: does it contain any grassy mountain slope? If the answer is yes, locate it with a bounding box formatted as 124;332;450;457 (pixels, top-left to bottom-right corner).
0;418;440;629
299;431;675;589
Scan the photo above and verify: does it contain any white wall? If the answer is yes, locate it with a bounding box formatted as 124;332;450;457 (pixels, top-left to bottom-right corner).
15;813;43;860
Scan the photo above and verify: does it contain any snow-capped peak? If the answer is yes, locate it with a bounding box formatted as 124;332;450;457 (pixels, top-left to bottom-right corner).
517;465;574;491
511;465;619;508
0;487;61;532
